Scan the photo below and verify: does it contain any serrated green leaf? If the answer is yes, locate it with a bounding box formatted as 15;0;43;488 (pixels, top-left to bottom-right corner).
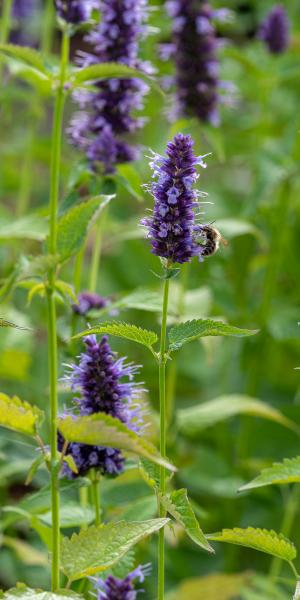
0;44;49;75
159;489;213;553
168;319;258;351
166;572;251;600
177;395;299;437
0;318;30;331
71;63;161;96
55;281;77;303
100;550;136;580
61;519;169;580
139;457;161;489
56;195;113;262
58;413;175;472
1;584;84;599
240;456;300;492
0;393;44;436
73;321;158;350
207;527;297;562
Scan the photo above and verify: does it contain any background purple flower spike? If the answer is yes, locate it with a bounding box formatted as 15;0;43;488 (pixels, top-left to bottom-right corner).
259;4;290;54
72;291;111;316
69;0;152;173
59;335;144;478
54;0;97;24
167;0;220;125
141;133;209;265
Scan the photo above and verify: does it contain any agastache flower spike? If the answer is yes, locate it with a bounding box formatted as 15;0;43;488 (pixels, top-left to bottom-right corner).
91;564;151;600
54;0;97;24
141;133;209;264
72;292;117;317
259;5;290;55
167;0;220;125
59;335;144;478
69;0;152;173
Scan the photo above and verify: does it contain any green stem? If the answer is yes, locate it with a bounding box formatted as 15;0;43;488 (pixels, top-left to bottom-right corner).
166;263;190;425
91;477;101;526
41;0;55;56
89;212;107;293
269;486;300;583
0;0;13;43
158;276;170;600
47;28;69;592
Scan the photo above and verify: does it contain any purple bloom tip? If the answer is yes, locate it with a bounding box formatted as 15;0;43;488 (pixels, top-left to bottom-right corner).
259;5;290;54
141;134;208;265
92;564;151;599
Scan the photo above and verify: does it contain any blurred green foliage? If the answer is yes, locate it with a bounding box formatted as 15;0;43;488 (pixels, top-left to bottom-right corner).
1;0;300;598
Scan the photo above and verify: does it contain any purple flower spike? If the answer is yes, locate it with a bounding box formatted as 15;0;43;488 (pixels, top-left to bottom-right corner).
72;292;112;316
167;0;220;125
92;564;151;600
69;0;151;173
54;0;97;24
59;335;144;478
141;133;209;264
259;5;290;54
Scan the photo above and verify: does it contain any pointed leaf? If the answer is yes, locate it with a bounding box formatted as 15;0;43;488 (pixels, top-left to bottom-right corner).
139;457;160;489
160;489;213;552
58;413;175;472
61;519;169;580
73;321;158;351
240;456;300;492
1;585;84;599
56;195;113;262
168;319;258;351
166;572;251;600
0;213;48;241
71;63;161;96
40;503;95;529
0;393;44;436
177;395;299;437
207;527;297;562
0;44;49;75
0;318;30;331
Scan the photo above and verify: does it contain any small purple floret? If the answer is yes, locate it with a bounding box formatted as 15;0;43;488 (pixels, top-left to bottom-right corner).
259;5;290;54
167;0;220;125
72;292;111;316
92;564;151;600
141;133;208;264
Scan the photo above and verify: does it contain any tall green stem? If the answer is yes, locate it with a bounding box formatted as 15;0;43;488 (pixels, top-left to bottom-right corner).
269;486;300;583
158;276;170;600
91;477;101;526
41;0;55;56
47;28;69;592
89;211;107;293
0;0;13;43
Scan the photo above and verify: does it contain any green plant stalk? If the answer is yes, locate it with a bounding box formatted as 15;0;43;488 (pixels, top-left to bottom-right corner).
46;28;70;592
158;276;170;600
91;477;101;526
0;0;13;43
89;211;108;293
166;262;190;425
41;0;55;56
269;486;300;583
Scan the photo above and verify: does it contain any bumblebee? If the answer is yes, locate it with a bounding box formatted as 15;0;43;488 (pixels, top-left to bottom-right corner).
198;224;228;257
